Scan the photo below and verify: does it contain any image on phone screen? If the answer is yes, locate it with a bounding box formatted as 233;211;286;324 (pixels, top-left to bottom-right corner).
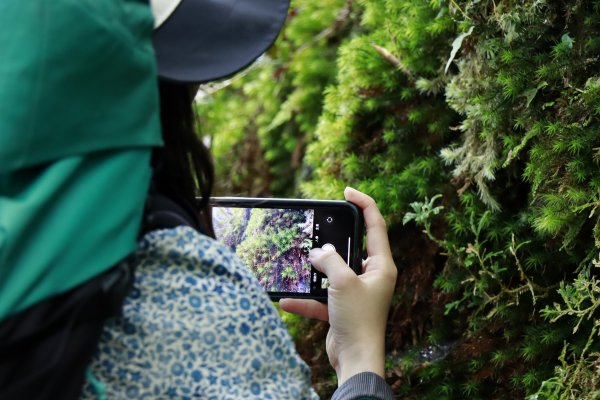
213;207;314;293
210;199;362;300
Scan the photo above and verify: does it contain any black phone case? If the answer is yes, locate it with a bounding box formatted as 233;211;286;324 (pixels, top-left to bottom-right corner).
209;197;364;301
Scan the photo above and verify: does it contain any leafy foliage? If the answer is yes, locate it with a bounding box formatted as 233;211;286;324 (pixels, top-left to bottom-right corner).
197;0;349;197
197;0;600;398
213;208;312;293
532;257;600;400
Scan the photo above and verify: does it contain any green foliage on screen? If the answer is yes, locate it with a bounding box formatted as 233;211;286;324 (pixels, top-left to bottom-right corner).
215;208;312;293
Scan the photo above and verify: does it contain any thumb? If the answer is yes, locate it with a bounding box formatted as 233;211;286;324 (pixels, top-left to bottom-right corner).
309;248;356;288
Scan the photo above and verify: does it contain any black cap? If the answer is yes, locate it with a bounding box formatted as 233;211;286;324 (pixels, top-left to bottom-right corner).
153;0;291;84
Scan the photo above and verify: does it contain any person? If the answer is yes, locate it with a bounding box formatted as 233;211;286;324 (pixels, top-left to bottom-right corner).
0;1;162;398
84;83;397;399
83;1;398;398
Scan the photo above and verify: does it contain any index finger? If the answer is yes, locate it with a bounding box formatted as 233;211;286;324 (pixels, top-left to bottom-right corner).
279;298;329;321
344;187;392;260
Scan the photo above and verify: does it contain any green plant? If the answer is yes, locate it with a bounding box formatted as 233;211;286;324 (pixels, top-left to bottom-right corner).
532;256;600;399
199;0;600;398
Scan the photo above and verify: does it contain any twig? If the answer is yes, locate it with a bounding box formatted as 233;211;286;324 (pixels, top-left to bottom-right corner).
370;43;414;80
295;0;353;55
510;234;537;305
371;43;401;67
449;0;470;20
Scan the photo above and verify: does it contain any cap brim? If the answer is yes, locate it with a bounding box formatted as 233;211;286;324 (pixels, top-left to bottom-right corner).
153;0;290;84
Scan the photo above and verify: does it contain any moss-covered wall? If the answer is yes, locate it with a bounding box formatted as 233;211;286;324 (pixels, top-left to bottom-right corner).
197;0;600;398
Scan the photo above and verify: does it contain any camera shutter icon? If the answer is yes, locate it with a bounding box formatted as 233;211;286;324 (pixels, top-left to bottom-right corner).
322;243;336;252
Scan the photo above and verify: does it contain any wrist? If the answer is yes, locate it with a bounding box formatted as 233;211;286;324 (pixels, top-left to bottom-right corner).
335;340;385;386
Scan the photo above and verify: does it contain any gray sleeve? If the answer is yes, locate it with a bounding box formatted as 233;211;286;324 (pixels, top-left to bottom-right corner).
331;372;394;400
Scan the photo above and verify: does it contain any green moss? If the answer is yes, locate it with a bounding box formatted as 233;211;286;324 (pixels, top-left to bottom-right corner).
198;0;600;398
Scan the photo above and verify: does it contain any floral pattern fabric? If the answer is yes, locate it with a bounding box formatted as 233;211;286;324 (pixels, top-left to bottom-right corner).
83;226;319;400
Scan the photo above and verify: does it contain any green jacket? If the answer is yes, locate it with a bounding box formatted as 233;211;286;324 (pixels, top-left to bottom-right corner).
0;0;162;319
0;0;161;172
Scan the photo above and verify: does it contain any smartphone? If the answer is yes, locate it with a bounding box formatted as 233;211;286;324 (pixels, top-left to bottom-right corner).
210;197;364;301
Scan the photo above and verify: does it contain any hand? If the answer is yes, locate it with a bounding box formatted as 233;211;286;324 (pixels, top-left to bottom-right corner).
279;187;397;385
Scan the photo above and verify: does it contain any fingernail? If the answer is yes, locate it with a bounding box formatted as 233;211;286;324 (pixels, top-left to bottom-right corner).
309;248;324;261
344;186;360;199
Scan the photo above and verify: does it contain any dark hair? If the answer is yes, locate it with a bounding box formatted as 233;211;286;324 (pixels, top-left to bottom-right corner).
152;79;215;237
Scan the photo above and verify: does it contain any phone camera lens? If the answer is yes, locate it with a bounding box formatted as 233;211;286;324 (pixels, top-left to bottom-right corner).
326;216;333;223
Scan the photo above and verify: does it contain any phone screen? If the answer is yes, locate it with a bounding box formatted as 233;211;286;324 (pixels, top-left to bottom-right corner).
210;198;362;300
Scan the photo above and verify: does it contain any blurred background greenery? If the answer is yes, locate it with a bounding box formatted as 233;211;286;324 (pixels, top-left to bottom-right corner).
196;0;600;398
